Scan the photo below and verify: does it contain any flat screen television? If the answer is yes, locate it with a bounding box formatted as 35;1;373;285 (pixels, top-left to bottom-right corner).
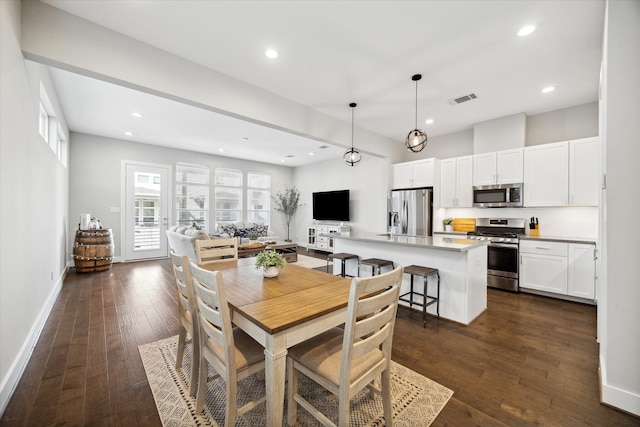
312;190;350;222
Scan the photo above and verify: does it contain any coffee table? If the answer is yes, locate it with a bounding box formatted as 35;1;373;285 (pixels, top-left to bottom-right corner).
237;242;268;258
266;242;298;263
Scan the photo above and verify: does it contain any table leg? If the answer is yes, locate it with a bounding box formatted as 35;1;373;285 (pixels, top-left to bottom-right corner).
264;334;287;427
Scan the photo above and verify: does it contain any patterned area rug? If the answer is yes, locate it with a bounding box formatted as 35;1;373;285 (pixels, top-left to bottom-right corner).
139;336;453;426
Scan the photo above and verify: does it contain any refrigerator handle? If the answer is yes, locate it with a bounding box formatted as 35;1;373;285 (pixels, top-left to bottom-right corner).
401;200;408;234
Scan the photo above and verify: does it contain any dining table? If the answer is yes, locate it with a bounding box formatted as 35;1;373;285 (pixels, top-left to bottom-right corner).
200;257;352;427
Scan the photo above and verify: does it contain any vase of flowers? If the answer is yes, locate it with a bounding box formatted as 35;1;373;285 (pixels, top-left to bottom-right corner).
255;249;286;278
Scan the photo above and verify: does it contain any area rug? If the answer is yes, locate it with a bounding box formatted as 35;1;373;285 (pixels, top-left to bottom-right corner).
139;336;453;426
293;254;328;270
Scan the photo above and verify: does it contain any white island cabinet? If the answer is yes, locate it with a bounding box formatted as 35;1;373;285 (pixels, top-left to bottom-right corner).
333;233;488;325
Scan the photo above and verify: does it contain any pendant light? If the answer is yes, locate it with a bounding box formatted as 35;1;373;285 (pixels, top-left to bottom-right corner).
344;102;362;166
405;74;428;153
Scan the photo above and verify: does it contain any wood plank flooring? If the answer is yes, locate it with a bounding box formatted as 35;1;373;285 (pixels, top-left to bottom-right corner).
1;249;638;426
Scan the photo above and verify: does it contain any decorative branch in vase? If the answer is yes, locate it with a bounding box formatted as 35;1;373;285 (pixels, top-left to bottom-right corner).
273;186;301;242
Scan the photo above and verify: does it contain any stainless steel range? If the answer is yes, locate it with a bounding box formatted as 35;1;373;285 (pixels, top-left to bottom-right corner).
467;218;526;292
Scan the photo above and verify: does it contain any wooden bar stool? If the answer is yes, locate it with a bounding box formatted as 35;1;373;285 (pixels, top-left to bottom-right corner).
358;258;394;277
326;253;359;277
400;265;440;327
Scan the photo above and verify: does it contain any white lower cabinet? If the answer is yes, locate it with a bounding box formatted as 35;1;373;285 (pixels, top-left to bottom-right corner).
567;243;596;299
519;240;596;301
306;225;350;252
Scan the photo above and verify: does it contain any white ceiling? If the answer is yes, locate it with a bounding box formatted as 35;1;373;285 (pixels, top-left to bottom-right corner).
43;0;605;167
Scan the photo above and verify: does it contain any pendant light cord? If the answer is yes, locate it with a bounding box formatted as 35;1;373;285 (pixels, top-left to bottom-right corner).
414;79;418;129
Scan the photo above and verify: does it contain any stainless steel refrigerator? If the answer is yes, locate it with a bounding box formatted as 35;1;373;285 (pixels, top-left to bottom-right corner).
387;187;433;236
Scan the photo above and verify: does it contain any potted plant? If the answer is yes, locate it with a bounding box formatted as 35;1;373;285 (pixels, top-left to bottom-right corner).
273;186;301;242
443;218;454;232
247;231;259;242
255;249;286;277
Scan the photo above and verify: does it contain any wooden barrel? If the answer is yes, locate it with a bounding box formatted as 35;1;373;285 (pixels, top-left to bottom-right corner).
73;229;114;273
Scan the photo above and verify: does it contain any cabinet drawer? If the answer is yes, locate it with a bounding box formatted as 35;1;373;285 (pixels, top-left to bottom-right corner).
316;226;329;233
316;241;328;249
519;240;568;256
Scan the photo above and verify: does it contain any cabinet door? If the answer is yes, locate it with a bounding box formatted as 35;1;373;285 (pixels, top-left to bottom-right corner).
440;158;457;207
567;243;596;299
306;226;316;248
520;253;568;294
524;141;568;206
569;137;600;206
473;152;497;186
411;158;435;187
456;155;474;207
497;148;524;184
392;162;413;189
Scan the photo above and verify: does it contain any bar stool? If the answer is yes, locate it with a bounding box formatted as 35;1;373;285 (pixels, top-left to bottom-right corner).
399;265;440;327
326;253;359;277
358;258;394;277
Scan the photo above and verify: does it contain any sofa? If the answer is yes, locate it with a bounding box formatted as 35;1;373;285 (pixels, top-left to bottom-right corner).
166;225;210;261
216;222;278;242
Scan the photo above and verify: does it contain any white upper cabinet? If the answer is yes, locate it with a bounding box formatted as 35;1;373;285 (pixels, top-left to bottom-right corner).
473;148;523;186
392;158;438;189
440;155;473;207
524;137;600;207
524;141;569;206
569;137;600;206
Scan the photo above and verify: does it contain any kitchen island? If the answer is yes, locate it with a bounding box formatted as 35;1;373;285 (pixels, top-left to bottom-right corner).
333;233;488;325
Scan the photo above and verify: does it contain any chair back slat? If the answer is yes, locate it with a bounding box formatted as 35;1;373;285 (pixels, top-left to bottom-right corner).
196;238;238;266
189;262;237;371
341;267;403;375
170;250;197;321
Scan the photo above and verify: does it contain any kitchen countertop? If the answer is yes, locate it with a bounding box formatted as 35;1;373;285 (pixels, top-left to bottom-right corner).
519;235;597;245
332;232;487;252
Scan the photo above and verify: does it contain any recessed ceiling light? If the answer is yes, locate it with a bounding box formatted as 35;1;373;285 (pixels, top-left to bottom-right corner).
280;159;285;163
425;119;434;125
131;112;143;118
518;25;535;37
542;86;556;94
218;148;224;152
124;131;133;136
309;152;315;156
265;49;279;59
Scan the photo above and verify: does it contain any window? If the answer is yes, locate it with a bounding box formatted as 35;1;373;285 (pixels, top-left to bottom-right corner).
176;163;209;230
39;102;49;142
247;172;270;224
215;169;242;225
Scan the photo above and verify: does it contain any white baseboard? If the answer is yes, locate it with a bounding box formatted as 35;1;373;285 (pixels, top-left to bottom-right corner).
0;269;66;416
600;354;640;416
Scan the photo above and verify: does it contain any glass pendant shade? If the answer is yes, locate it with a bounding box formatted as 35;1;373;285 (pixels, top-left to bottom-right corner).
344;102;361;166
405;74;427;153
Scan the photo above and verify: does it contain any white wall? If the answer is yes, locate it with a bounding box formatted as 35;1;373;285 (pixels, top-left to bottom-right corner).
292;155;391;245
527;102;599;146
69;133;295;258
474;113;527;153
599;0;640;415
0;0;69;413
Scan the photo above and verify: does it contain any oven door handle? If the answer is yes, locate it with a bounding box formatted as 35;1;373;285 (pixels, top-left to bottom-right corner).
489;243;518;248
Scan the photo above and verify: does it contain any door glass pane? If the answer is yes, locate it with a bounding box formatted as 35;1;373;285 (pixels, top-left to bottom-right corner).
134;171;161;250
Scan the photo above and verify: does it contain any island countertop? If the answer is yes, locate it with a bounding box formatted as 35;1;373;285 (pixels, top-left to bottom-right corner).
332;232;487;252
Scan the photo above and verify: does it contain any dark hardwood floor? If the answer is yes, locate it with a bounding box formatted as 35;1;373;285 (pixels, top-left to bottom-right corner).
2;248;637;426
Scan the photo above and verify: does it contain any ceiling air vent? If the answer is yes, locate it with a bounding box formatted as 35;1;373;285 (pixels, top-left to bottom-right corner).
448;93;478;105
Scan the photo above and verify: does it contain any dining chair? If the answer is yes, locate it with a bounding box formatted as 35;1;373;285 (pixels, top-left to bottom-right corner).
189;261;266;425
169;249;199;397
286;266;404;427
195;237;238;266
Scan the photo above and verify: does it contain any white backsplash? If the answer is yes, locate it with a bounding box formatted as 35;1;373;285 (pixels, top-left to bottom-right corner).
435;206;599;239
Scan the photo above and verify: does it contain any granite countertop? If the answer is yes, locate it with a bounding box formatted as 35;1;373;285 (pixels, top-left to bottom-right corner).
332;232;487;252
519;235;597;245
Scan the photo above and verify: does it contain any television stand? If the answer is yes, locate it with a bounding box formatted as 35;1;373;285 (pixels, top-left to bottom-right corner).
306;224;351;253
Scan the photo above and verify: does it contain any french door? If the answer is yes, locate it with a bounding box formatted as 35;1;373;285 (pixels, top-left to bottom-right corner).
123;161;171;261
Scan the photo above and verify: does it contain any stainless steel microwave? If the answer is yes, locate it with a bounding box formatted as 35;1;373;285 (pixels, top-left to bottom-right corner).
473;183;523;208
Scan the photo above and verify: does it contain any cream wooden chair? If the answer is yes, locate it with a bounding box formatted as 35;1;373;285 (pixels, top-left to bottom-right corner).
195;237;238;266
189;261;266;425
286;266;403;427
169;249;199;397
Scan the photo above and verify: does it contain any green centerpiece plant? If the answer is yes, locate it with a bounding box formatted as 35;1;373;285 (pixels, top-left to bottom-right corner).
273;186;301;242
255;249;286;277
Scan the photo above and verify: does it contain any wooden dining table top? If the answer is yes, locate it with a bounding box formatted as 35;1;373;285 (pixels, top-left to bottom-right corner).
200;258;352;334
